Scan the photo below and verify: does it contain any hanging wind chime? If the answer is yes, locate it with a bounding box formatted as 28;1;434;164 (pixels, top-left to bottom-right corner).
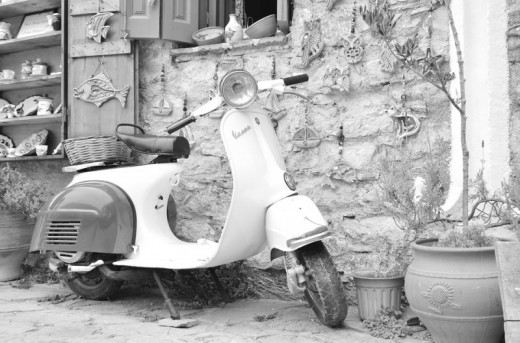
385;75;421;141
152;64;173;116
343;2;364;65
208;60;225;119
263;56;286;124
292;101;321;149
73;58;130;108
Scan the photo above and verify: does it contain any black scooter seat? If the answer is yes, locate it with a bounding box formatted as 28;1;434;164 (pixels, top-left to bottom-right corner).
117;132;190;158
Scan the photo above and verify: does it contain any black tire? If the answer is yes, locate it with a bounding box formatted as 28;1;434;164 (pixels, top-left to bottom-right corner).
298;241;348;327
66;268;123;300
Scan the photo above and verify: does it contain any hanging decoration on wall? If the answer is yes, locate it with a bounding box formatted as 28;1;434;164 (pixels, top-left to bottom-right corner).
322;65;350;92
292;102;321;149
73;58;130;108
379;41;395;73
152;64;173;116
178;95;195;145
385;76;421;141
207;60;225;119
86;12;113;43
298;18;324;69
264;56;286;124
343;2;364;64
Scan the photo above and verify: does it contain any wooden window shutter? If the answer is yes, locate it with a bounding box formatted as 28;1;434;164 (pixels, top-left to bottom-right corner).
162;0;199;44
125;0;161;39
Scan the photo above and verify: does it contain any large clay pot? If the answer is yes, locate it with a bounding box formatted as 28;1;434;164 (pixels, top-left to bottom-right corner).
353;270;404;320
405;238;504;343
0;210;34;281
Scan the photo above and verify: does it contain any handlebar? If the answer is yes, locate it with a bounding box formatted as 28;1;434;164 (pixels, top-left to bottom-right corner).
283;74;309;86
166;73;309;134
165;115;196;134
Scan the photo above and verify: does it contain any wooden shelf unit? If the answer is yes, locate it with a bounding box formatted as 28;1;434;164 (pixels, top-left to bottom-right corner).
0;0;66;162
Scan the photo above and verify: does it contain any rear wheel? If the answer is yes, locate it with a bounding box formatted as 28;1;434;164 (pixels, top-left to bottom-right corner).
298;241;348;327
66;268;122;300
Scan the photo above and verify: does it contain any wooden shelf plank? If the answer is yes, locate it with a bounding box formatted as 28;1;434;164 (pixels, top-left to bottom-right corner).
0;0;61;19
0;113;62;126
0;31;61;55
0;73;61;91
0;153;64;162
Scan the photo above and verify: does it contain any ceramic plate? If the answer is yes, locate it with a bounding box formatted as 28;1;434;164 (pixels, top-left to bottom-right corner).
14;129;48;157
0;98;8;119
15;95;40;116
0;134;14;157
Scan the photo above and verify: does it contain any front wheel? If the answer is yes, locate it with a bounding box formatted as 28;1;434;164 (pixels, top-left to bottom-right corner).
298;241;348;327
66;268;122;300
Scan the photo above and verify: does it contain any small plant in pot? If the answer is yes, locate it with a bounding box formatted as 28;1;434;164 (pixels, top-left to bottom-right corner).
352;235;412;322
361;0;508;341
0;165;47;281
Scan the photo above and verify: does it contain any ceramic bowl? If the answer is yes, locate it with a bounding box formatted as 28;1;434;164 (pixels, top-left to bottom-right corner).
245;14;277;39
192;26;224;46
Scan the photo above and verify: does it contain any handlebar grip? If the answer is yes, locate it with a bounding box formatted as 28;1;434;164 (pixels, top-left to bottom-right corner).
166;116;196;134
283;74;309;86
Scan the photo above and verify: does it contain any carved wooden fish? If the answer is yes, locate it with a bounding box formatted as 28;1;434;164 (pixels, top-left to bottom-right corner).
86;12;113;43
73;71;130;108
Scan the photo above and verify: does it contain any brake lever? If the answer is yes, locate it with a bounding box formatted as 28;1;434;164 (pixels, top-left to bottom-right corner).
282;90;311;102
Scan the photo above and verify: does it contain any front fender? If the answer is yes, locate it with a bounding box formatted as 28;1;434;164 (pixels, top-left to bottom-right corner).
266;195;330;253
30;181;135;254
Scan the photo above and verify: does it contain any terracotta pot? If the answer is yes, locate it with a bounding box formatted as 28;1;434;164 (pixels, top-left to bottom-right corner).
353;270;404;321
0;210;35;281
405;238;504;343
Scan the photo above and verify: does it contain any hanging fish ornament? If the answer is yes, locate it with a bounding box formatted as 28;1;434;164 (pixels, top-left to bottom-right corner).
86;12;113;43
73;71;130;108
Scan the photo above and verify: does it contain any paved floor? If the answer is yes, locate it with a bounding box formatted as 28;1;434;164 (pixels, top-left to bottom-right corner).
0;282;430;343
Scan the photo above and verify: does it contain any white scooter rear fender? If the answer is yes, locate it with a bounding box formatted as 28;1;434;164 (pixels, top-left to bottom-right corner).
266;195;330;254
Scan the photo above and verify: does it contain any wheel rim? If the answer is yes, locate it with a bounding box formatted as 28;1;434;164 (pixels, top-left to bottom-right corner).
304;267;325;314
73;269;104;289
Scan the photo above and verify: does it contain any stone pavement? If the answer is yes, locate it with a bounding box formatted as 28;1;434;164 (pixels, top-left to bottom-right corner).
0;282;429;343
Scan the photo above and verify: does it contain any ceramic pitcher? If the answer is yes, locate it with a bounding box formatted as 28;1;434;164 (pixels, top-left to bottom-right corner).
225;14;243;43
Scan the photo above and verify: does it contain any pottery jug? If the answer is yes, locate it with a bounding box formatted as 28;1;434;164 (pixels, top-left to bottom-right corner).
0;22;12;40
225;14;243;43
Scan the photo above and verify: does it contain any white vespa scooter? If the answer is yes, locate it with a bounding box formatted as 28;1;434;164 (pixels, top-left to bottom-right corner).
30;70;348;327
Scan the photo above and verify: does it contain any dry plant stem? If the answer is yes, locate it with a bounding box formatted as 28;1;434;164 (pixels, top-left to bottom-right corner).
446;0;469;230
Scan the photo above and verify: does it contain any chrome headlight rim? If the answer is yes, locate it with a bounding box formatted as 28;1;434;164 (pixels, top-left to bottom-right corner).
219;70;258;109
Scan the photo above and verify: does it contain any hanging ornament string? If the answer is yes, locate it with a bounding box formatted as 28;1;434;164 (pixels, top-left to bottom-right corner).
344;1;364;64
292;101;321;149
391;74;421;141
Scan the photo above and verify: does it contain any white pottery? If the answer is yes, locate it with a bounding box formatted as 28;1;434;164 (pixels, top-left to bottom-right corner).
225;14;243;43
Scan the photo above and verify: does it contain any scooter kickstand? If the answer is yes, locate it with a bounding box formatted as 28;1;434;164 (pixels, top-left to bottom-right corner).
209;268;231;303
153;270;180;320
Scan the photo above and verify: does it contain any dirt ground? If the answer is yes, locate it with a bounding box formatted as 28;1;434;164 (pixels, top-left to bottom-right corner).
0;281;433;343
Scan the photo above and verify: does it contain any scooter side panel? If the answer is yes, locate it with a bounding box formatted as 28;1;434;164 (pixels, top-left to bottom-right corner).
30;181;135;254
266;195;330;252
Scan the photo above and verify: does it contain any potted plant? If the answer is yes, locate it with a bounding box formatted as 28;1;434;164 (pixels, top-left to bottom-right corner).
0;165;46;281
362;2;506;342
352;235;412;321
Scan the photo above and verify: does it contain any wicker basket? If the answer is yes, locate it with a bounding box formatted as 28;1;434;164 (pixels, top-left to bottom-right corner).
245;14;277;39
63;136;131;165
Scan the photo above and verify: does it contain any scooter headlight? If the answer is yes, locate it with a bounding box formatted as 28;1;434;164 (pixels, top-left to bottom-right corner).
219;70;258;108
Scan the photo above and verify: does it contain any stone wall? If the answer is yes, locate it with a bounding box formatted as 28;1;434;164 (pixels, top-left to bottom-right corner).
138;0;451;271
508;0;520;173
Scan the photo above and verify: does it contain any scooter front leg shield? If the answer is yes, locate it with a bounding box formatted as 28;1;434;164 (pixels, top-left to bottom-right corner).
266;195;330;252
